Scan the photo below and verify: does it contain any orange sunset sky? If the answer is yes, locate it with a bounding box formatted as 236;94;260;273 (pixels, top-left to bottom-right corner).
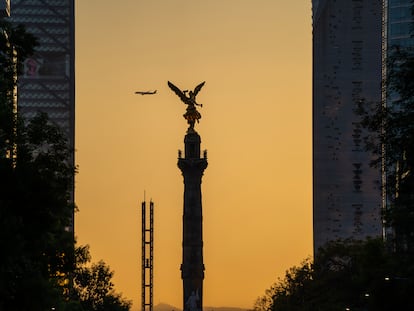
74;1;313;310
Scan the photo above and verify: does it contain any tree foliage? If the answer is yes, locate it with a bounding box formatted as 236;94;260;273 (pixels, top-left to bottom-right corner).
353;2;414;255
255;5;414;311
0;20;131;311
0;19;38;156
356;43;414;253
72;245;132;311
0;112;76;310
255;239;414;311
0;20;74;310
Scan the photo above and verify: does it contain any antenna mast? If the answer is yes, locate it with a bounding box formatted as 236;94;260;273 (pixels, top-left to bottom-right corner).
141;200;154;311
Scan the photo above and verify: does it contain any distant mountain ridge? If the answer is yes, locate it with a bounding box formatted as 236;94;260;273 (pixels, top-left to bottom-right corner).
154;303;250;311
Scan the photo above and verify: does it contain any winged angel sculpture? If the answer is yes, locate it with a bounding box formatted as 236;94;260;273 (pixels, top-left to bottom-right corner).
168;81;205;131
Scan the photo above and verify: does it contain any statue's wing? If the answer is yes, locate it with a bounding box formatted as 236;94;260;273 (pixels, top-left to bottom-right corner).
193;81;205;96
168;81;187;103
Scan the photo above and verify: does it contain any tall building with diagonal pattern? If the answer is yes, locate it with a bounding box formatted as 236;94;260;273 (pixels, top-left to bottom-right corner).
11;0;75;228
11;0;75;148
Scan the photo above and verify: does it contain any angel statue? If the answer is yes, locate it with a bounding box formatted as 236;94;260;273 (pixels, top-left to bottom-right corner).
168;81;205;131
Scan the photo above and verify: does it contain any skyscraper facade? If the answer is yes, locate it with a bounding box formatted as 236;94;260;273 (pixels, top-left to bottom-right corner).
1;0;10;17
382;0;414;242
387;0;414;49
11;0;75;153
10;0;75;226
312;0;384;252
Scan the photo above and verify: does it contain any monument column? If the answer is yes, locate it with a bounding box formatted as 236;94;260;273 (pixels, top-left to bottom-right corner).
168;81;207;311
178;131;207;311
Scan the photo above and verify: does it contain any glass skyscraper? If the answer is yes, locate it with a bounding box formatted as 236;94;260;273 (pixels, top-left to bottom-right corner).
313;0;414;253
312;0;384;252
387;0;414;49
11;0;75;151
11;0;75;229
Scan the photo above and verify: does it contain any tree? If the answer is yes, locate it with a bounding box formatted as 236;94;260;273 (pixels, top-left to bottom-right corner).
71;245;132;311
312;239;390;311
0;112;76;311
382;46;414;254
0;20;75;310
350;7;414;310
0;19;131;311
0;19;37;161
356;43;414;254
254;258;314;311
0;93;130;311
255;239;414;311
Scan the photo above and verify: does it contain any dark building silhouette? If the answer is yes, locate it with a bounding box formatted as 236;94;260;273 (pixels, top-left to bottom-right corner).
11;0;75;229
312;0;383;253
312;0;414;253
178;130;208;311
11;0;75;147
382;0;414;242
1;0;10;17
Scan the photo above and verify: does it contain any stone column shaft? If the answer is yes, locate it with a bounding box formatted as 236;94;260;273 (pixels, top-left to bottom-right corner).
178;131;207;311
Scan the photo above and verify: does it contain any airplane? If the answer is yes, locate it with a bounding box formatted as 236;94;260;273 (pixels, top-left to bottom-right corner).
135;90;157;95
